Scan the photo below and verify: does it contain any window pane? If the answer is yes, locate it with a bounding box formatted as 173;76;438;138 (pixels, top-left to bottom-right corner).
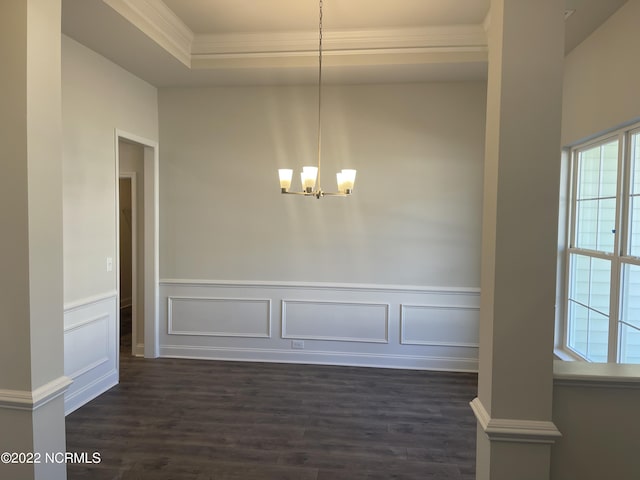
568;301;588;357
567;254;611;361
574;140;618;253
597;198;616;251
620;264;640;330
600;141;618;197
569;254;591;305
577;148;601;199
632;133;640;195
575;199;598;250
619;324;640;364
575;198;616;252
587;309;609;362
569;254;611;315
630;196;640;257
567;301;609;362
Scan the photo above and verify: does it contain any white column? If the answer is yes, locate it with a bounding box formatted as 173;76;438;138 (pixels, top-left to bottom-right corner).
0;1;69;479
473;1;565;478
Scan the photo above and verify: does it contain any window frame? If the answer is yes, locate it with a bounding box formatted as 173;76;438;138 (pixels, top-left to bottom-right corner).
562;122;640;364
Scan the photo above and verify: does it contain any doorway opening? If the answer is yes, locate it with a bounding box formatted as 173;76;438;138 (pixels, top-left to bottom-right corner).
115;130;159;363
119;173;138;357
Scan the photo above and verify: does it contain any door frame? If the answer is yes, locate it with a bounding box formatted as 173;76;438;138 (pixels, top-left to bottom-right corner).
119;173;138;355
115;129;159;359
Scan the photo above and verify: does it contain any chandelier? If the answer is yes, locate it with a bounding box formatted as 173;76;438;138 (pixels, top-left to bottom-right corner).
277;0;357;199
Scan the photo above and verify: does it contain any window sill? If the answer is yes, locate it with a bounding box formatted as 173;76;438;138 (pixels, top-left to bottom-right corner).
553;360;640;388
553;347;580;361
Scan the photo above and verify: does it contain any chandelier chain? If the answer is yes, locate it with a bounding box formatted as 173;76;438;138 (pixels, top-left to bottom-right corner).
317;0;323;191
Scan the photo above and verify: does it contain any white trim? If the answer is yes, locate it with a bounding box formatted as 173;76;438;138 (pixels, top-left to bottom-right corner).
67;356;110;381
120;171;138;356
133;343;145;357
167;296;272;338
98;0;487;68
64;370;118;416
160;344;478;372
115;129;160;359
553;360;640;388
160;278;480;296
64;313;110;333
192;25;487;57
0;376;72;411
64;291;118;313
281;299;390;344
103;0;193;66
470;398;562;444
400;304;480;347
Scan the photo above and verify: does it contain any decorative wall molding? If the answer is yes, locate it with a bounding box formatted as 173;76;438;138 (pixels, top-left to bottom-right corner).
470;397;562;444
0;376;72;411
168;296;271;338
63;293;118;415
282;299;389;344
159;280;480;372
161;278;480;296
64;290;117;313
400;304;480;347
64;313;110;333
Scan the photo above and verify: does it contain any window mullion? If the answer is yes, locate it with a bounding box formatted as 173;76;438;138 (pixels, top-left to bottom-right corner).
608;132;626;362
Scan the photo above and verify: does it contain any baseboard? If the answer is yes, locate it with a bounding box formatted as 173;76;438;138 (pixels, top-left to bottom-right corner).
160;344;478;372
65;369;118;416
133;343;145;357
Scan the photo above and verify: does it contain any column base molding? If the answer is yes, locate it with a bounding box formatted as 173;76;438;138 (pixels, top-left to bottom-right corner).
0;376;72;411
470;397;562;444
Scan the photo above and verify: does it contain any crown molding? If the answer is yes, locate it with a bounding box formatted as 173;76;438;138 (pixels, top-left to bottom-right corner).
482;10;491;32
191;25;487;58
103;0;193;67
100;0;487;71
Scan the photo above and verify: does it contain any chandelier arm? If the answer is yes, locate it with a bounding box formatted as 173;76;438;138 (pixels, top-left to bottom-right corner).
276;0;356;199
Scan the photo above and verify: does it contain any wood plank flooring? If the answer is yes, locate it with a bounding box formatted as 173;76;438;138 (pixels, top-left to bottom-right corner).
66;352;478;480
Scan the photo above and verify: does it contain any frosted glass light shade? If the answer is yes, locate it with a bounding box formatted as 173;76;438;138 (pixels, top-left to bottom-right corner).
341;169;356;192
278;169;293;191
301;166;318;191
336;172;346;193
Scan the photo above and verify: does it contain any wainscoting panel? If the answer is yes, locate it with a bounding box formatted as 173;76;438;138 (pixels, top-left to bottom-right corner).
159;280;481;372
168;296;271;338
64;292;118;415
400;304;480;347
282;300;389;343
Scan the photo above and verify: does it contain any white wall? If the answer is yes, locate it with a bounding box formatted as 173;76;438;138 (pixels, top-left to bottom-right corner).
61;35;158;412
562;0;640;146
159;83;485;286
158;82;486;370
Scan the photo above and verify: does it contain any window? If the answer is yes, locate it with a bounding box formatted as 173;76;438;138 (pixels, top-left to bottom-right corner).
565;125;640;363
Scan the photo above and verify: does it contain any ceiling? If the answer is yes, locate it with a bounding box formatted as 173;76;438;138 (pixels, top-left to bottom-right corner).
61;0;628;87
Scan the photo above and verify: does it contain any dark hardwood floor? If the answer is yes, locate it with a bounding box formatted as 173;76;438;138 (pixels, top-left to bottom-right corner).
66;320;478;480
